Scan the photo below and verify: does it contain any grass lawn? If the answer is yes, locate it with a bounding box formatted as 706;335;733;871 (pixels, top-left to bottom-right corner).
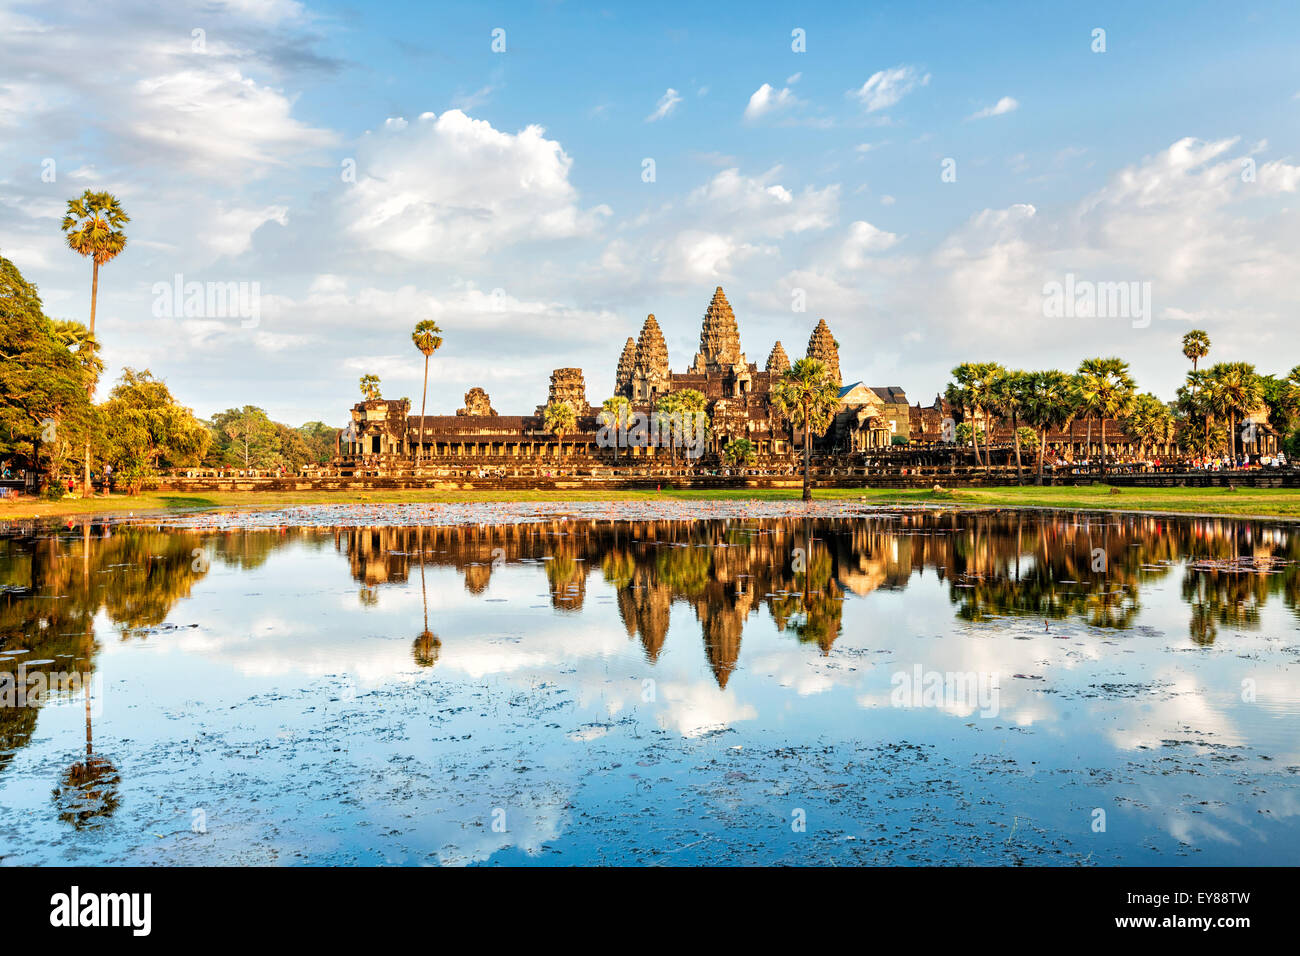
2;484;1299;520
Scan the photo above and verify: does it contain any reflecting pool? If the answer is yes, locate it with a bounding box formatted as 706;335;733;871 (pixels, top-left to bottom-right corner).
1;507;1298;865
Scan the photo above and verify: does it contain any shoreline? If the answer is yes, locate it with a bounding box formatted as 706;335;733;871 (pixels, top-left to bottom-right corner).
3;484;1300;524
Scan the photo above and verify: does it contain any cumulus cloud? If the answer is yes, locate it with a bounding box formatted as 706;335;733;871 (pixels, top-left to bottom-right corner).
849;65;930;112
743;82;799;121
968;96;1019;120
342;110;611;262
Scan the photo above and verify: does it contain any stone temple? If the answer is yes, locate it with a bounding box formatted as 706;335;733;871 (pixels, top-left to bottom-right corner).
338;287;909;464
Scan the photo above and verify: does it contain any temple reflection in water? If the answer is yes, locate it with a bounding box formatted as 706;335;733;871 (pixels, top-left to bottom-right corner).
2;510;1297;836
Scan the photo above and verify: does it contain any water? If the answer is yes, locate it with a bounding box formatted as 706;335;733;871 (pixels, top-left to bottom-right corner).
1;506;1298;865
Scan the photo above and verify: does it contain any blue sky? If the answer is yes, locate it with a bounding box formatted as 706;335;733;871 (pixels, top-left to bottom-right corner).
1;0;1297;424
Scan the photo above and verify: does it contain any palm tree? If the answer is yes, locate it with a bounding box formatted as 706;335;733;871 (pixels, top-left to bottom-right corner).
600;396;632;462
772;358;839;501
672;388;709;463
359;374;381;401
1076;357;1135;475
411;320;442;461
989;370;1031;484
655;392;682;462
948;362;1002;467
1182;329;1210;373
1022;370;1077;484
1208;361;1263;460
1123;392;1175;459
544;401;576;463
723;437;756;468
62;190;129;496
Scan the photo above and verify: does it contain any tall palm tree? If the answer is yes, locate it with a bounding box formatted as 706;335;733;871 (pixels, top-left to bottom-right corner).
672;388;709;462
948;362;1003;467
62;190;129;496
655;392;682;462
773;358;839;501
544;401;576;462
989;370;1031;484
411;320;442;461
1077;357;1135;475
1123;392;1174;458
1022;370;1077;485
600;396;632;462
1182;329;1210;373
359;374;382;401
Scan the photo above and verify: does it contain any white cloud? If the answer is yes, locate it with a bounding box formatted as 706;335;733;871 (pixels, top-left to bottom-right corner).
969;96;1020;120
849;66;930;112
646;87;682;122
743;82;799;121
343;110;611;262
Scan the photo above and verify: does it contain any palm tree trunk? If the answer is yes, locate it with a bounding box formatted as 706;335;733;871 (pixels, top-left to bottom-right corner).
802;403;812;501
82;260;100;499
418;355;429;462
1037;431;1047;485
1011;412;1022;484
1100;417;1108;476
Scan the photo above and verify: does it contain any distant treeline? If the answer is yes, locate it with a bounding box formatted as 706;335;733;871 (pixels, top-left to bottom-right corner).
203;407;336;470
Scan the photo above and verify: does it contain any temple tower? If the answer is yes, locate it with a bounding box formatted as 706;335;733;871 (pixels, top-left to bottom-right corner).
630;314;670;403
806;318;842;387
690;286;745;375
615;337;637;395
544;368;588;416
765;341;790;376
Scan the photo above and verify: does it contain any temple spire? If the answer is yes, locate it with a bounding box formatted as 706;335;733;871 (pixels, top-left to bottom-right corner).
765;341;790;376
806;318;841;387
615;336;637;394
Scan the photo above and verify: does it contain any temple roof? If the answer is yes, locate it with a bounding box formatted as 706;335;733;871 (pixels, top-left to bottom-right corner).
766;341;791;375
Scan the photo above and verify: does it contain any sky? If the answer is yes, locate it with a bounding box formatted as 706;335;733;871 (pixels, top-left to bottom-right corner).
1;0;1298;426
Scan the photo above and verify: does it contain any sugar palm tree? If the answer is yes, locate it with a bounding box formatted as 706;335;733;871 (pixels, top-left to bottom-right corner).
655;392;682;462
948;362;1002;467
1123;392;1175;458
600;395;632;462
1208;361;1263;460
1077;357;1135;475
1182;330;1210;373
1022;370;1077;484
723;437;756;468
544;401;576;461
773;358;839;501
359;374;381;401
672;388;708;462
988;370;1032;484
62;190;129;496
411;320;442;461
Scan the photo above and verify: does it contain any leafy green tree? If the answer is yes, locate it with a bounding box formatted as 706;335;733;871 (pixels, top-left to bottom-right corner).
297;421;339;464
773;358;839;501
0;255;96;491
99;369;209;493
209;406;280;468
